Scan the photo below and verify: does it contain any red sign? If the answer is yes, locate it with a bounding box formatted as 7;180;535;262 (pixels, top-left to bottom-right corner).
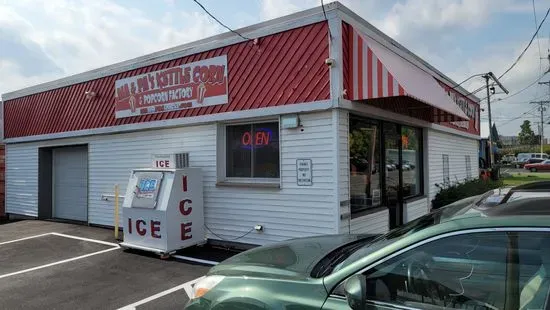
115;55;229;118
438;80;480;135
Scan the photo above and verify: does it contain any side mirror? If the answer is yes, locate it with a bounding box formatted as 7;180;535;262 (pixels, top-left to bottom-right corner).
344;274;367;310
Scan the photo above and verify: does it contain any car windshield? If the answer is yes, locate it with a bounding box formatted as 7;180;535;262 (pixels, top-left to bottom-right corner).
315;202;480;277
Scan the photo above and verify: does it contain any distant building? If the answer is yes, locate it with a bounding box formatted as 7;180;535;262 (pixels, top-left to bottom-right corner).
500;135;549;146
500;135;519;146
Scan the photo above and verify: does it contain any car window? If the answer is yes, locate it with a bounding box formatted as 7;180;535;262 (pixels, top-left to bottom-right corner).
507;191;550;202
351;231;550;310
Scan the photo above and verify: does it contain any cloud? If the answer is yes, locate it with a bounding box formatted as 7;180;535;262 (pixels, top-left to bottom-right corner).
0;0;224;96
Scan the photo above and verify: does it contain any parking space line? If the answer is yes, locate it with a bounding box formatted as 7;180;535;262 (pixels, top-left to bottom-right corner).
173;255;218;266
0;233;53;246
49;232;119;247
117;276;205;310
0;246;120;280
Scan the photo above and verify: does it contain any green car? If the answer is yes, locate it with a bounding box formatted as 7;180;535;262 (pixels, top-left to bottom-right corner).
185;197;550;310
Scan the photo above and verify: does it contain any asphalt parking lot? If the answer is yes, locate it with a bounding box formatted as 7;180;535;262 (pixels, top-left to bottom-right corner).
0;220;223;310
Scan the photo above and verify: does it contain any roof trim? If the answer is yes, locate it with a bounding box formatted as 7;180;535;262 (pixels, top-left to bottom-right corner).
2;3;337;101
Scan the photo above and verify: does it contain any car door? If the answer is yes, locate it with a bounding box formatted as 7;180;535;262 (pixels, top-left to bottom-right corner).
321;229;550;310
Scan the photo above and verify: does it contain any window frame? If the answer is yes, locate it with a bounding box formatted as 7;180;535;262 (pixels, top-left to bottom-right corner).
348;114;425;218
217;118;282;187
328;227;550;303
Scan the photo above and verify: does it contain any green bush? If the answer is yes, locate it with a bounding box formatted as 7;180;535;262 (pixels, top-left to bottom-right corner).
431;178;503;210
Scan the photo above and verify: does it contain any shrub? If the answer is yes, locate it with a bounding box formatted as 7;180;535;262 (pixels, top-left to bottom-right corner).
431;178;503;210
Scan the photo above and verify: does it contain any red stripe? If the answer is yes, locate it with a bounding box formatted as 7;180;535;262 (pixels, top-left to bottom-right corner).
398;84;405;96
387;72;394;96
377;59;383;97
348;25;354;99
357;33;363;99
367;48;373;98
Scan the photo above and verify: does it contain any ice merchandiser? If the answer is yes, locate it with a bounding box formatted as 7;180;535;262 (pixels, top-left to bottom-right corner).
120;155;204;256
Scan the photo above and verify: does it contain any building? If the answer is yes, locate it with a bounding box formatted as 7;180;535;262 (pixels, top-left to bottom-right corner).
2;2;480;246
499;135;519;146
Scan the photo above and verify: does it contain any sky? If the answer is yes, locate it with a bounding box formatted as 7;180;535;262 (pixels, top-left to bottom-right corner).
2;0;550;138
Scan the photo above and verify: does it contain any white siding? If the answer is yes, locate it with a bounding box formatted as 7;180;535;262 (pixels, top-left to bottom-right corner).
5;111;337;246
338;110;351;233
349;209;389;234
427;129;478;206
404;197;428;223
6;144;38;217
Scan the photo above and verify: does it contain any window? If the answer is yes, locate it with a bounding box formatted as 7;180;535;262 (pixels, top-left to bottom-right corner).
401;126;422;198
349;115;424;218
358;231;550;310
443;154;450;186
465;155;472;179
349;118;381;214
225;122;280;179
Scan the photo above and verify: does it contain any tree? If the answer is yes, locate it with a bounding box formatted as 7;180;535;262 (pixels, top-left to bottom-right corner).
491;123;503;148
518;120;537;145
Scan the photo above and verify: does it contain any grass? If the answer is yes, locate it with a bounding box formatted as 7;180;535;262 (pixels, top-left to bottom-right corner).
501;171;550;186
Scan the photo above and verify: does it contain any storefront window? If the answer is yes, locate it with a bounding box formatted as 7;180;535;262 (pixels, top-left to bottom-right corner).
349;115;424;218
349;117;381;214
226;122;280;178
401;126;422;198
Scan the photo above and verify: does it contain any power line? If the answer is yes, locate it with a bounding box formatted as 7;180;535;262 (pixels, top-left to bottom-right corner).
192;0;251;41
495;106;540;126
498;6;550;79
449;73;486;90
533;0;543;76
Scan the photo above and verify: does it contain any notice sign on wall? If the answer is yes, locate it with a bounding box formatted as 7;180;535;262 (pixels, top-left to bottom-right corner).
297;159;313;186
114;55;229;118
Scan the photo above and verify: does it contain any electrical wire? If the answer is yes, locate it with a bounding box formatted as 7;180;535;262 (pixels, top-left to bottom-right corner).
498;6;550;80
192;0;251;41
495;106;540;126
204;225;255;241
494;73;548;103
533;0;543;76
450;73;486;90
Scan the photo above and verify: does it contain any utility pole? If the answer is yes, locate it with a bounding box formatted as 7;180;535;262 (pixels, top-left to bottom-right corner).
484;74;494;167
539;81;550;154
531;99;550;154
483;72;509;168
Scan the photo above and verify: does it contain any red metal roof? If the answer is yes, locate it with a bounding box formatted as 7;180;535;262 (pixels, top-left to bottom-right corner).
4;22;330;138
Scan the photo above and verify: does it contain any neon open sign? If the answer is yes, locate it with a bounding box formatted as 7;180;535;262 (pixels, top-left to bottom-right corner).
241;128;273;149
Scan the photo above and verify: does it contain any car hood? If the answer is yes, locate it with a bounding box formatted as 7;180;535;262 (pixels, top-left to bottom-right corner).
208;234;377;279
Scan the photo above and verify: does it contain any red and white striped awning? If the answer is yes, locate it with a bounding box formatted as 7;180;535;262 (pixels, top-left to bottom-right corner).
348;27;469;122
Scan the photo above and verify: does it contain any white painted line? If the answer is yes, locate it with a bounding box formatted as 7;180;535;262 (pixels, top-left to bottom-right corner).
173;255;219;266
0;246;120;279
0;233;52;246
117;276;206;310
50;232;120;247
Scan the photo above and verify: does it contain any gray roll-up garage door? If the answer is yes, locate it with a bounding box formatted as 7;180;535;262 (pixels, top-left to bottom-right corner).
53;146;88;222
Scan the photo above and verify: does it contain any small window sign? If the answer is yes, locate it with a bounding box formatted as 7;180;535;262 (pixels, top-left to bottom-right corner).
296;159;312;186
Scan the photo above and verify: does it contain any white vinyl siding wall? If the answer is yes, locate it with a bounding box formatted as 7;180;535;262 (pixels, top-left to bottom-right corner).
404;197;428;223
427;129;478;206
5;111;337;245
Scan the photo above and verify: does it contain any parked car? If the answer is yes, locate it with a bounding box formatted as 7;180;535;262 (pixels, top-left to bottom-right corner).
185;196;550;310
434;181;550;212
517;157;545;168
525;159;550;172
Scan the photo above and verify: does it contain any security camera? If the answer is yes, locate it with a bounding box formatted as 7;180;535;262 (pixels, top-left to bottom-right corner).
325;58;335;67
85;91;96;99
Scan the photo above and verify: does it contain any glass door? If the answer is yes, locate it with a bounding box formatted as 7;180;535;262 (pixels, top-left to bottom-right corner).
383;123;402;229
